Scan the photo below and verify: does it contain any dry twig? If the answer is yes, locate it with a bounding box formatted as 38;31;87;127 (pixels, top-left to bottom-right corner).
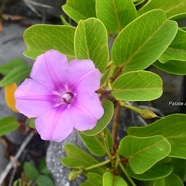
0;131;34;185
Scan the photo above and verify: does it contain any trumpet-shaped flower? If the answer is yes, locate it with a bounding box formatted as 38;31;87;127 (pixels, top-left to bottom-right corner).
15;50;104;142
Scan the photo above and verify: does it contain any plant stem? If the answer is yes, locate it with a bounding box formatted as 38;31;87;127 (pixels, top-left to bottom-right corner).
0;131;34;184
85;159;111;171
118;100;158;119
110;67;123;82
112;103;121;153
102;132;112;160
119;162;136;186
109;34;116;41
119;100;140;112
97;89;112;95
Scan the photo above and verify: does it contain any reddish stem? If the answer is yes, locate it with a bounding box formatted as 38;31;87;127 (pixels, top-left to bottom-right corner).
110;67;123;82
112;103;121;153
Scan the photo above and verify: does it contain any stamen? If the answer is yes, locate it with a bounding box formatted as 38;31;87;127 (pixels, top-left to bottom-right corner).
62;92;74;104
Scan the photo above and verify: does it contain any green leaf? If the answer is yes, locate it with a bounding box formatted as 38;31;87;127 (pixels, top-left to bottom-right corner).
0;116;19;137
74;18;109;72
133;0;146;6
96;0;137;34
153;173;184;186
0;65;31;87
23;50;43;59
36;175;54;186
38;158;50;175
103;172;128;186
159;48;186;63
61;143;105;175
111;70;163;101
82;100;114;136
172;158;186;181
80;173;102;186
159;29;186;63
118;135;171;174
23;162;39;180
128;114;186;159
79;128;113;157
126;162;173;181
0;58;25;75
24;25;75;59
62;0;96;23
154;60;186;75
13;178;24;186
26;118;35;129
138;0;186;19
111;9;178;71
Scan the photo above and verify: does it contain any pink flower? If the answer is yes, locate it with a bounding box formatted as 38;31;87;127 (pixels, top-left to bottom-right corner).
15;50;104;142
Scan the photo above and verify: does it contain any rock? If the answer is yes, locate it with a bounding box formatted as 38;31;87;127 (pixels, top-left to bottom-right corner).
0;89;12;118
150;67;185;115
0;143;9;175
46;130;86;186
6;130;25;145
2;0;66;19
29;0;66;17
0;23;33;65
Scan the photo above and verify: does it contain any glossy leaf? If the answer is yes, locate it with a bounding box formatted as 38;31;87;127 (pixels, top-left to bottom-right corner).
126;162;173;180
154;60;186;75
133;0;146;6
0;58;25;75
62;0;96;23
61;144;105;175
36;175;54;186
138;0;186;19
39;158;50;175
13;179;23;186
23;162;39;180
79;128;113;157
111;71;163;101
103;172;128;186
118;135;171;174
75;18;109;72
0;65;31;87
153;173;184;186
96;0;137;33
159;29;186;63
24;25;75;59
4;83;18;112
26;118;35;129
111;9;178;71
128;114;186;159
172;158;186;181
80;173;102;186
0;116;19;137
82;100;114;136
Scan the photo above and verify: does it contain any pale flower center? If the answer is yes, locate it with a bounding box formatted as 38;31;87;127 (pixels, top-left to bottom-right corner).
62;92;74;104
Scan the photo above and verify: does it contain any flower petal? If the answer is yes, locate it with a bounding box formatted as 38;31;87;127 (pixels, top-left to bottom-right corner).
15;78;53;118
68;59;102;92
70;106;96;131
30;50;69;90
71;93;104;131
35;107;73;142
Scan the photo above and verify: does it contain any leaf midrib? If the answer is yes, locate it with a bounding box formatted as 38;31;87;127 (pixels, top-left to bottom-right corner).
128;138;169;159
112;87;161;92
165;2;186;14
112;0;121;32
123;17;169;67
